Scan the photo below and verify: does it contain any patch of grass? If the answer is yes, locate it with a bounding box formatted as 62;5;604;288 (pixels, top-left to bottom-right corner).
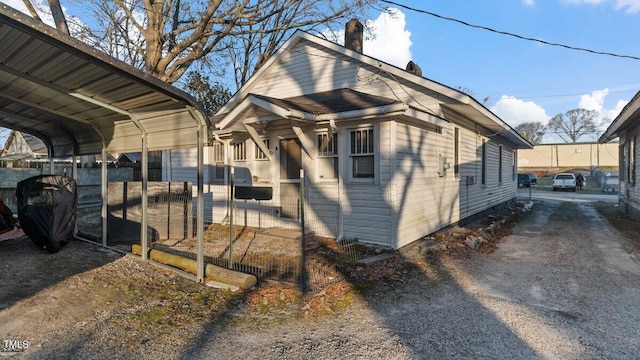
594;202;640;245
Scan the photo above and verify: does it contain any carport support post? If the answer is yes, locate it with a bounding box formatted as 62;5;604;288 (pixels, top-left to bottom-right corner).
141;135;149;260
228;166;234;269
101;145;107;247
300;169;307;294
196;127;204;282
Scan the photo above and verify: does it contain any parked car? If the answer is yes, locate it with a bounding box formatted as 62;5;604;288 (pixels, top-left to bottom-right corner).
602;175;619;193
517;173;531;188
527;173;537;185
552;173;577;192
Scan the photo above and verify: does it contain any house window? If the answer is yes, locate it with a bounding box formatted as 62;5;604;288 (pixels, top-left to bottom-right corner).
254;139;270;182
454;128;460;178
232;141;248;183
629;136;636;186
620;143;626;183
255;139;270;160
210;142;225;183
233;141;246;161
498;145;503;184
512;150;517;181
481;139;487;185
317;133;338;180
350;128;374;179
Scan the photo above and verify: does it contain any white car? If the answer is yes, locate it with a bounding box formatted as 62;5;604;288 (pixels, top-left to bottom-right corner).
552;173;577;192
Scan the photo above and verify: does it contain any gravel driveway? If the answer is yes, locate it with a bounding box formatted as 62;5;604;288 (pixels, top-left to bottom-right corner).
185;199;640;359
3;198;640;359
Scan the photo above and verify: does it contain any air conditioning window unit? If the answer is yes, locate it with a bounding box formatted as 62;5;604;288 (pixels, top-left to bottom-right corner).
466;176;475;185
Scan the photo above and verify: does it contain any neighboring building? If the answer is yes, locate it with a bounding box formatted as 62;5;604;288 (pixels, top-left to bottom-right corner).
518;142;618;169
164;21;532;249
0;130;48;167
599;91;640;219
0;130;149;169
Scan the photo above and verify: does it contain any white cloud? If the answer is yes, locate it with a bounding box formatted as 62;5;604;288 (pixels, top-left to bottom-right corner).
523;0;535;5
324;8;412;68
491;95;550;127
561;0;640;12
615;0;640;13
605;99;628;120
364;9;413;67
578;88;627;125
578;88;609;114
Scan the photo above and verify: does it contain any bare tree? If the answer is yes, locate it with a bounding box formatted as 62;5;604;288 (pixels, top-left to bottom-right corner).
70;0;375;84
547;108;600;143
515;121;546;145
227;0;373;88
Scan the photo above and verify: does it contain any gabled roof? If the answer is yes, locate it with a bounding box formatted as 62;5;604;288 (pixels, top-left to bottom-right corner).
599;91;640;143
0;4;209;157
216;30;532;149
0;130;47;160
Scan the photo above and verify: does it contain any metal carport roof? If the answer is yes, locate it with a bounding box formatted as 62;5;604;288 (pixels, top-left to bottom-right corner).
0;4;210;156
0;4;209;281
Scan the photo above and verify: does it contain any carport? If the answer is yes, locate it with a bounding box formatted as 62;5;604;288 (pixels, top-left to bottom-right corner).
0;5;209;281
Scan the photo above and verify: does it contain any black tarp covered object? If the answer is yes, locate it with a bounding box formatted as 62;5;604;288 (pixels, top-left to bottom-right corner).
16;175;77;253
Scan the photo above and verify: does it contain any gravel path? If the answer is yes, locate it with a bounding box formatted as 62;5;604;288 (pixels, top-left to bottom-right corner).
3;199;640;359
184;199;640;359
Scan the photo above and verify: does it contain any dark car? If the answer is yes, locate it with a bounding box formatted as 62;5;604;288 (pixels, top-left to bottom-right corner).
527;173;537;185
518;173;531;188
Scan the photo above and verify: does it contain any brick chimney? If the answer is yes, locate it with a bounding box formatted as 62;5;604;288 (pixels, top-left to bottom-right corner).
345;19;363;53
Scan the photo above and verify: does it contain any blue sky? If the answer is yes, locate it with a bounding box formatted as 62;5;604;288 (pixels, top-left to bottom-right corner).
3;0;640;143
360;0;640;142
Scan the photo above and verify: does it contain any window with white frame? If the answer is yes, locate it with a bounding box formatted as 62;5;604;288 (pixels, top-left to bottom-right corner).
232;141;249;183
254;139;269;160
512;150;517;181
210;142;225;183
454;128;460;178
481;139;487;185
254;139;271;182
629;136;636;186
317;132;338;180
233;141;246;161
350;128;374;179
498;145;503;184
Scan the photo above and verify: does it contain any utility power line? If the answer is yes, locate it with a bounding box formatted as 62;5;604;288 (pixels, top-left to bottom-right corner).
381;0;640;61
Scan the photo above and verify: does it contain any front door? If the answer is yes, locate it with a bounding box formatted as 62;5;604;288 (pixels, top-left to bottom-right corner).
279;139;302;219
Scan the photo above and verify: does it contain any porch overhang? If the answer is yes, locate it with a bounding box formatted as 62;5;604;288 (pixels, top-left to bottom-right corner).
216;88;448;132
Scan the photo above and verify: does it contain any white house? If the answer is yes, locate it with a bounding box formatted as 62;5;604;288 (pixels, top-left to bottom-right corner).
164;20;532;249
599;90;640;219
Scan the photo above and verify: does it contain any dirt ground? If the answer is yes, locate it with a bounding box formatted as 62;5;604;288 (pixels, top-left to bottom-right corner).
0;202;528;359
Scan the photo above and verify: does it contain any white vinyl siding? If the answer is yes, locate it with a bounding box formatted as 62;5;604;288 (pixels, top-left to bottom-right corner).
391;122;517;248
252;42;359;98
341;186;392;246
